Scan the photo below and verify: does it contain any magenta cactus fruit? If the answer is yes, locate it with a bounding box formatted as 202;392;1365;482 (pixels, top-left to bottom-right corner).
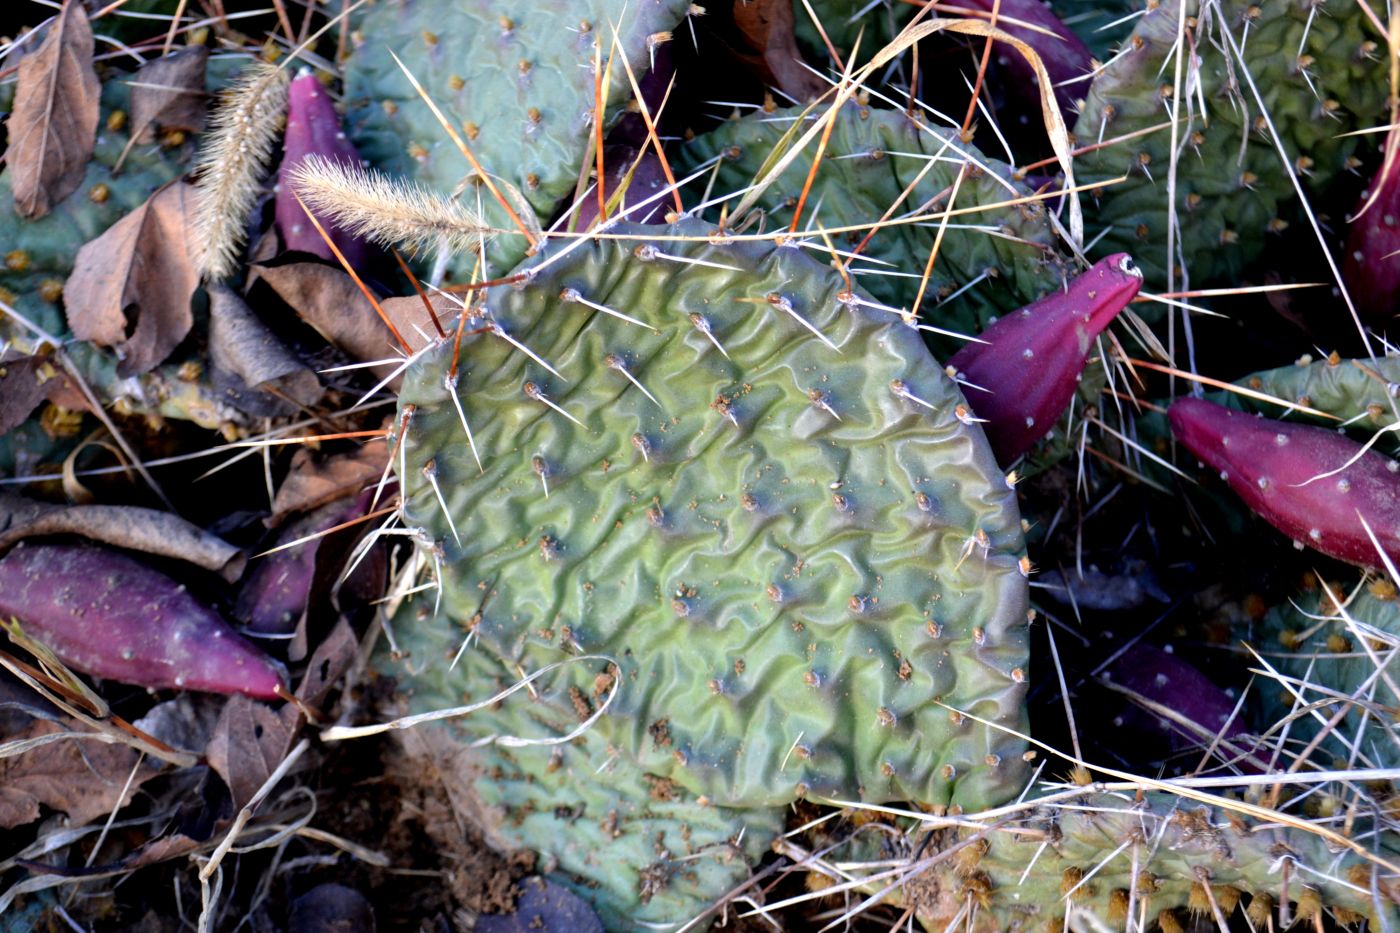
1169;397;1400;569
276;71;371;266
1103;642;1262;772
235;493;371;634
948;253;1143;464
1342;134;1400;320
958;0;1093;122
0;543;285;698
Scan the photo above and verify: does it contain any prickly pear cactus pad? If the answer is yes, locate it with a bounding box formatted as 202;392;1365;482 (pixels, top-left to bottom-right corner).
343;0;691;272
1259;584;1400;771
678;106;1070;340
1234;352;1400;438
1074;0;1387;287
882;790;1399;930
391;220;1030;815
387;640;783;927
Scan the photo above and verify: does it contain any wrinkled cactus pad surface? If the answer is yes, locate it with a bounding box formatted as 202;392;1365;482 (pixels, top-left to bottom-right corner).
391;220;1029;815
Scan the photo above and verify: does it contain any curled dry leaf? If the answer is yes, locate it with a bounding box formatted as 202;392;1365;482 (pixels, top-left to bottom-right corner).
0;492;245;580
251;262;401;380
271;439;389;521
294;618;358;709
5;1;100;218
64;181;200;377
0;718;158;830
128;45;210;144
208;282;323;415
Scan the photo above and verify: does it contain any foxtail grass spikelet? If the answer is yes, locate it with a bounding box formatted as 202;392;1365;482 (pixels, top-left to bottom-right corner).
290;155;497;257
194;61;289;279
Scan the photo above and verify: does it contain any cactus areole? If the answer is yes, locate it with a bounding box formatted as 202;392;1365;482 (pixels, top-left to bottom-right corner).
1170;397;1400;569
949;253;1143;465
389;220;1030;813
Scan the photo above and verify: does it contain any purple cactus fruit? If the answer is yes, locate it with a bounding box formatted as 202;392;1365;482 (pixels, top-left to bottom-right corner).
235;493;371;635
0;543;285;698
275;71;371;267
1342;133;1400;320
1169;396;1400;569
571;147;669;231
1102;642;1261;772
948;253;1143;464
957;0;1094;122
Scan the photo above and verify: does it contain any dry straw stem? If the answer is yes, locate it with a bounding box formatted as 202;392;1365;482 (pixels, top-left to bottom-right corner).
194;60;289;280
291;155;501;257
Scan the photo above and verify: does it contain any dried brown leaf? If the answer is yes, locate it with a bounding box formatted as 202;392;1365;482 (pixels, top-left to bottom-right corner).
0;353;54;437
731;0;826;102
120;833;202;870
0;719;158;829
380;292;457;354
205;695;300;809
64;181;199;377
251;262;400;379
208;282;323;414
129;46;209;144
272;440;388;521
295;618;358;709
5;1;100;218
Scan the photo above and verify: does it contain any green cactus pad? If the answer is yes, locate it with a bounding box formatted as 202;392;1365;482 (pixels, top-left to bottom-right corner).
879;790;1399;929
1258;585;1400;772
1074;0;1387;287
1235;352;1400;432
677;105;1070;346
343;0;691;274
391;219;1029;815
384;638;781;928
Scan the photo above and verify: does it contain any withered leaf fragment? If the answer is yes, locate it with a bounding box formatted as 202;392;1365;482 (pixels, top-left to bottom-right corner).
205;695;300;808
5;0;100;218
64;181;199;377
0;354;54;437
272;440;388;521
252;261;401;381
0;719;158;829
730;0;825;102
208;282;323;414
129;45;209;143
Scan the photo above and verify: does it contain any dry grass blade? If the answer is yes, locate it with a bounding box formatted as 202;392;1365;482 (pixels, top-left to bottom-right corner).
193;60;289;279
291;156;502;257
